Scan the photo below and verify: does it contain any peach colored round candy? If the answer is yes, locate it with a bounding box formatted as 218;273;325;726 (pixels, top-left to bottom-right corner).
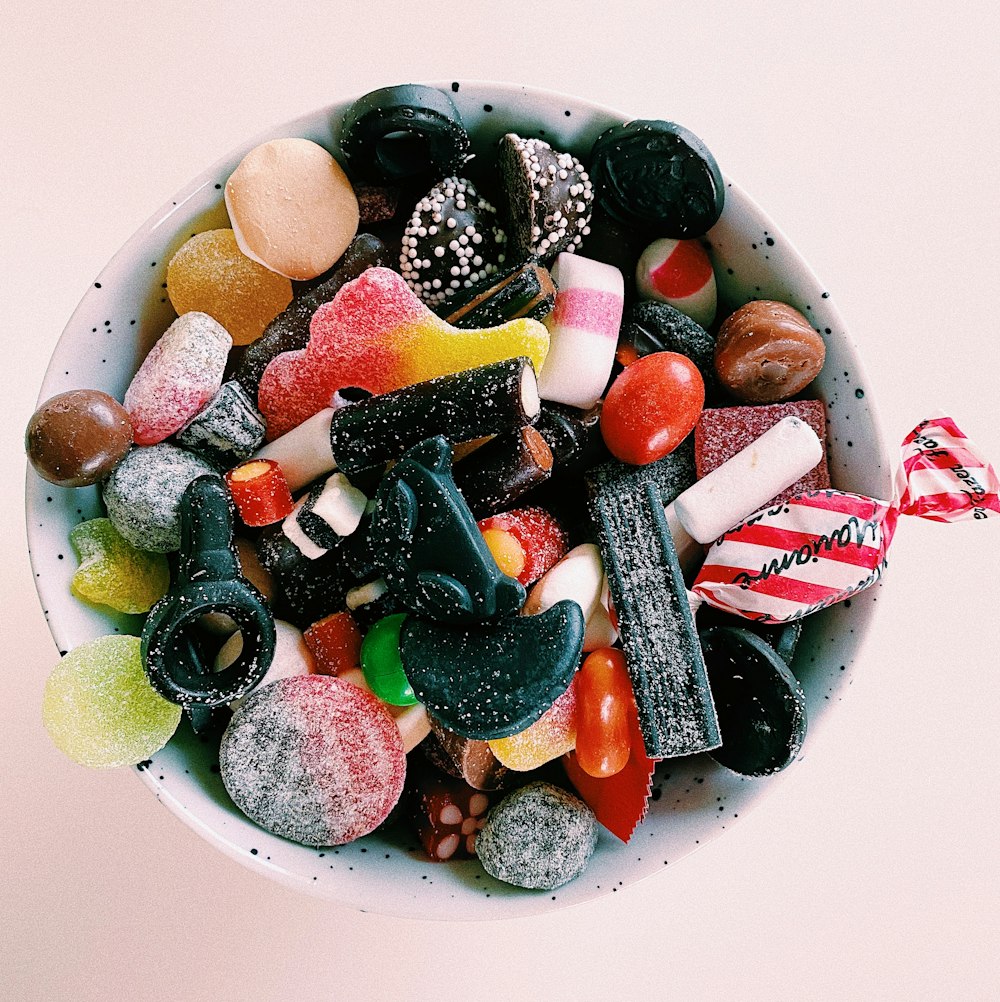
219;674;406;845
25;389;132;487
167;229;292;345
225;138;360;281
714;300;826;403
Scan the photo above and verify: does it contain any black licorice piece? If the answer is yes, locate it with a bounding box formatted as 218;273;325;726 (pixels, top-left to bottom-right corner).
588;476;720;758
234;234;389;400
452;425;553;519
400;599;585;740
369;436;525;624
175;380;266;469
340;84;471;183
443;263;556;329
141;476;276;707
617;301;718;392
498;134;594;260
589;120;725;237
699;627;807;776
534;402;605;471
330;357;540;475
294;472;368;553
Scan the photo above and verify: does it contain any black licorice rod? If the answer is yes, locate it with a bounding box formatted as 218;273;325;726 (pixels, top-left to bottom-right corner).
329;357;540;474
588;467;720;759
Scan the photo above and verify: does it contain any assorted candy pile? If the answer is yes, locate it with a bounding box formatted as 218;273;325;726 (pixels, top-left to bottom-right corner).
27;84;1000;893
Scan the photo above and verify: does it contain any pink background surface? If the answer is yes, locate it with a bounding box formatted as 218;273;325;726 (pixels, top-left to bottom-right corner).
4;2;999;998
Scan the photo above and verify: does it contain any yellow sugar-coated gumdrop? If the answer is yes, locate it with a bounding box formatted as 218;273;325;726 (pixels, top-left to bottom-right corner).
167;228;292;345
42;635;182;768
70;518;170;614
488;680;577;771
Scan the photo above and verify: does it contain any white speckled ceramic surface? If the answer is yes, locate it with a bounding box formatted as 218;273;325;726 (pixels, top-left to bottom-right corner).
26;81;893;920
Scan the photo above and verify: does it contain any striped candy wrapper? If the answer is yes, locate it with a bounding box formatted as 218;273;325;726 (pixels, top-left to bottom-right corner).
691;415;1000;624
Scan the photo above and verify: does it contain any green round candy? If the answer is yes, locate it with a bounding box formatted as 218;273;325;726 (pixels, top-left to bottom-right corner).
42;634;182;768
360;614;417;706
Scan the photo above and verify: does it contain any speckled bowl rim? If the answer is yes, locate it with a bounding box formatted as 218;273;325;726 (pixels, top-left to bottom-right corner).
26;79;893;920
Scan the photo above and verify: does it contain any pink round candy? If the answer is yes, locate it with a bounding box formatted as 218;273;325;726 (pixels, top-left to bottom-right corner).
219;674;406;846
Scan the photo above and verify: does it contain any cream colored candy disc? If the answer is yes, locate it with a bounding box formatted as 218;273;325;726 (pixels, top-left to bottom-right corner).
225;138;360;281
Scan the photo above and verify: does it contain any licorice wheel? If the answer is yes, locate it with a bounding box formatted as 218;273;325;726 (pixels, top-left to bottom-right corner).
699;626;807;776
339;84;471;183
589;120;725;237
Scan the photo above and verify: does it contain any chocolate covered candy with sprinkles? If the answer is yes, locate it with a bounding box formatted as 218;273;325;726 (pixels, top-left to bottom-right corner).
399;177;507;308
498;134;594;261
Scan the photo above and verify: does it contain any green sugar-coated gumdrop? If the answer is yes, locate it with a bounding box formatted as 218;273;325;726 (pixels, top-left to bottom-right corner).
42;635;182;768
70;518;171;614
360;613;416;707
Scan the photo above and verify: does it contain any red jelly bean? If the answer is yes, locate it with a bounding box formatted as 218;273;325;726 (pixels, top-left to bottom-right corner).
600;351;704;465
575;648;632;778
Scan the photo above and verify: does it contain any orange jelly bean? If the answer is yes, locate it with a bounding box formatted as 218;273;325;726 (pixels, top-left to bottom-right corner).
575;648;632;778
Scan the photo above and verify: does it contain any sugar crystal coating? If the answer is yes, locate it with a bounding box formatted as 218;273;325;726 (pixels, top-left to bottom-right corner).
476;781;598;889
219;675;406;846
42;635;182;768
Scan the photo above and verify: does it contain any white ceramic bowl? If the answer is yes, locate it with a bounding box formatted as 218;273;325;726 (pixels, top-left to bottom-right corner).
27;81;892;919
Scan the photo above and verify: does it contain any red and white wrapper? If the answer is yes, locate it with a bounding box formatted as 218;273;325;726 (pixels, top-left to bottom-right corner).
691;415;1000;624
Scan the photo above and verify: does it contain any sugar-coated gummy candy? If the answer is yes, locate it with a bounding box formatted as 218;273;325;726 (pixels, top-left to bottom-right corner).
42;635;182;768
400;177;507;307
219;674;406;846
600;351;705;466
102;443;219;552
589;120;725;237
339;84;471;183
25;389;132;487
338;667;431;755
635;237;717;329
497;134;593;261
225;138;360;281
714;301;826;403
488;677;577;771
167;229;293;346
70;518;170;614
303;610;362;675
475;781;598;890
257;267;550;440
123;312;231;446
176;380;266;467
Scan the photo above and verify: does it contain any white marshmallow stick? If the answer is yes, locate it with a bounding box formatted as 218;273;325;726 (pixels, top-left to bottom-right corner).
251;407;335;492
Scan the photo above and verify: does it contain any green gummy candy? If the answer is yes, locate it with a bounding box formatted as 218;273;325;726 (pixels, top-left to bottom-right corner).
42;634;182;768
360;613;417;706
70;518;170;614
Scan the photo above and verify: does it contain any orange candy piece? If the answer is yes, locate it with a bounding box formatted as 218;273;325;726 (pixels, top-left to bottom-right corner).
488;676;577;770
575;648;631;778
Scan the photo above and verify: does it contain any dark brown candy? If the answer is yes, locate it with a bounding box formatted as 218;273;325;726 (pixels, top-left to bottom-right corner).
355;184;400;224
714;301;826;403
497;134;594;261
427;714;510;791
452;425;553;519
443;263;556;329
26;389;133;488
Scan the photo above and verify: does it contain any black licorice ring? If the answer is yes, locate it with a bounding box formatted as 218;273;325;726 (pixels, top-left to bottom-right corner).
141;476;276;707
699;626;807;777
589;120;725;237
339;84;471;183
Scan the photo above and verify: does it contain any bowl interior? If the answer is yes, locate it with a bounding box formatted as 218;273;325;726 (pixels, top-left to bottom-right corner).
26;81;893;920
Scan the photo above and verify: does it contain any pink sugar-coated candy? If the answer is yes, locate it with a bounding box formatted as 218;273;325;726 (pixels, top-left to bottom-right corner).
219;674;406;846
488;676;578;771
339;667;431;754
477;506;569;586
257;267;550;440
124;312;232;446
537;253;624;410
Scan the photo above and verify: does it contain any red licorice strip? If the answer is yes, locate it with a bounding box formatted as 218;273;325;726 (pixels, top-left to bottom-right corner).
304;610;363;675
224;458;295;527
563;676;655;843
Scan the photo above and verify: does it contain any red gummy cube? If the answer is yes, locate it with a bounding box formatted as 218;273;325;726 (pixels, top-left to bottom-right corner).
304;610;363;675
694;401;830;505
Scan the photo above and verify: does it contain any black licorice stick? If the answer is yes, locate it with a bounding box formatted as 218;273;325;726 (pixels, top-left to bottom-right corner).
452;425;553;519
330;357;540;475
443;262;556;330
588;473;720;759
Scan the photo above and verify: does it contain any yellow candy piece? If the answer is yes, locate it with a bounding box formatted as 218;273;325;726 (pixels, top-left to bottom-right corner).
70;518;170;614
488;679;577;771
42;635;182;768
481;527;525;579
167;228;292;345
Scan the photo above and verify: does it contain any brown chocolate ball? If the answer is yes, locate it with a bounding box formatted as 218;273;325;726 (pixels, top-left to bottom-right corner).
714;301;826;403
25;389;133;487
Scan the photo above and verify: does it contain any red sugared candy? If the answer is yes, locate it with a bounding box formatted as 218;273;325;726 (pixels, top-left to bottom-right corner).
477;506;569;586
600;351;705;464
412;767;493;861
574;648;631;778
304;610;363;675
